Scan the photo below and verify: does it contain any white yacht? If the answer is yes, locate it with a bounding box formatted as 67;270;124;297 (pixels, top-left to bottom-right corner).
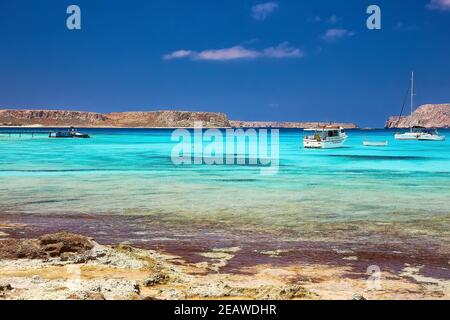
394;72;446;141
303;126;347;149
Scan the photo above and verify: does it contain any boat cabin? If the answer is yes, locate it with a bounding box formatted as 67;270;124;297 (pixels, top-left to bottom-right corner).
412;126;438;135
304;126;345;139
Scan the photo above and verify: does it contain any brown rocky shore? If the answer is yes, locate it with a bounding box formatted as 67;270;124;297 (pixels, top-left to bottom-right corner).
385;103;450;128
0;109;357;129
0;228;448;300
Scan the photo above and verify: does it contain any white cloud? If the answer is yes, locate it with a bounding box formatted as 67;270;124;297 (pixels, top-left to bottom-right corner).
263;42;304;58
251;2;279;21
426;0;450;11
163;50;192;60
196;46;260;61
321;29;355;42
163;42;303;61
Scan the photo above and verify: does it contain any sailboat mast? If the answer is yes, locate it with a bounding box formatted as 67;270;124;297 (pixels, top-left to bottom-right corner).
410;71;414;132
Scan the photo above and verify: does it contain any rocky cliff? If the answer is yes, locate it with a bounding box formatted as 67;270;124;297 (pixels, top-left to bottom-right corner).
0;109;230;128
106;111;230;127
0;110;108;127
385;104;450;128
0;109;358;128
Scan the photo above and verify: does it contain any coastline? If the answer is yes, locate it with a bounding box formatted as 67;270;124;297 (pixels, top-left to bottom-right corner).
1;125;449;300
0;125;357;130
1;214;449;300
0;109;358;129
1;230;449;300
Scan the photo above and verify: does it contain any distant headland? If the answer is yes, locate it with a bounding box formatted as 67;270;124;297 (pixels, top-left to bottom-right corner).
0;109;357;129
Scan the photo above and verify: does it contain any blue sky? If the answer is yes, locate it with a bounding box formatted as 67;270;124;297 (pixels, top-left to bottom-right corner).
0;0;449;127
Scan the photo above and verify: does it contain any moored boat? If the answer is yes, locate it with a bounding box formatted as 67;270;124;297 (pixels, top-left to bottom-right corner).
49;127;90;139
363;141;388;147
303;126;347;149
394;72;445;141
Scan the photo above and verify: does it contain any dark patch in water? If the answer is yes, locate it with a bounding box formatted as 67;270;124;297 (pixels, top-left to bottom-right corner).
328;155;429;161
0;168;169;173
2;212;449;280
22;199;80;205
216;179;258;182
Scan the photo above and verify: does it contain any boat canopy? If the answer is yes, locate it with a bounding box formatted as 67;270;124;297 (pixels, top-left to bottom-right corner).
304;126;344;132
411;126;438;133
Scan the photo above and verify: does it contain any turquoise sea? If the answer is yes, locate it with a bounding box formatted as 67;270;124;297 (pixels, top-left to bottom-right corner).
1;128;449;276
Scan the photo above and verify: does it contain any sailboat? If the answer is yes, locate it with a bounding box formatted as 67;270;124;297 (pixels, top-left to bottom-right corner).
394;72;446;141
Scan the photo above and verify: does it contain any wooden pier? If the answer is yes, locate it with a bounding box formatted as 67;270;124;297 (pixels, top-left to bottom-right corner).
0;130;52;137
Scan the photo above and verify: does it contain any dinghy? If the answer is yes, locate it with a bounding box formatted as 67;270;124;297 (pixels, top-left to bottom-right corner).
363;141;388;147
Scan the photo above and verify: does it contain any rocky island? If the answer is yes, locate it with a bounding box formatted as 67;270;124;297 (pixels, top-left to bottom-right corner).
385;103;450;128
229;120;357;129
0;109;357;129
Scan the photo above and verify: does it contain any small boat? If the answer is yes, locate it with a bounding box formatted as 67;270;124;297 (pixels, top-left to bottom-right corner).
394;72;446;141
49;127;90;139
363;141;388;147
303;126;347;149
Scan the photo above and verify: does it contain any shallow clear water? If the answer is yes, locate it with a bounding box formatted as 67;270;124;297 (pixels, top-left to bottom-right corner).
1;128;449;269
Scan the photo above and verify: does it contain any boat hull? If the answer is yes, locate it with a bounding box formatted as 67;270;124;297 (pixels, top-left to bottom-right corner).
395;132;445;141
394;133;419;140
363;141;388;147
303;137;346;149
49;132;90;138
418;135;446;141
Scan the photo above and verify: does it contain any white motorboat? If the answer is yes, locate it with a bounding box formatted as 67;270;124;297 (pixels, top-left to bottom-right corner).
394;72;446;141
303;126;347;149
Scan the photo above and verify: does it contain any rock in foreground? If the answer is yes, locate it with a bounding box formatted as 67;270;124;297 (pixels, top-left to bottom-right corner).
0;232;93;260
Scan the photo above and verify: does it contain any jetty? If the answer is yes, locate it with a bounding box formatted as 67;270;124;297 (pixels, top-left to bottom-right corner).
0;129;52;137
0;127;90;138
